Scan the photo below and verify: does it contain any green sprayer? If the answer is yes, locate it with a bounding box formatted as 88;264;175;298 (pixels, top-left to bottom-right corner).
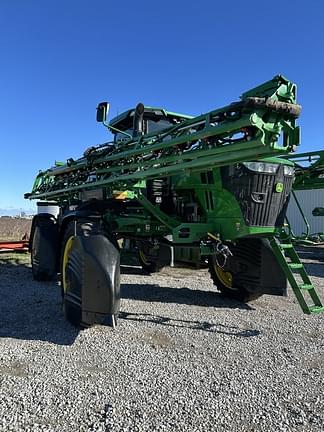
25;75;324;327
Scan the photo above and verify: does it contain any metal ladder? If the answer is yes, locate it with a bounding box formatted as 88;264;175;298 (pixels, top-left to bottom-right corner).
270;237;324;314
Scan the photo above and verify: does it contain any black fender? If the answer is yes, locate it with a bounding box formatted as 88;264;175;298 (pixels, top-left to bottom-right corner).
223;237;287;297
30;214;59;280
259;238;287;296
64;234;120;327
29;213;55;252
57;210;102;271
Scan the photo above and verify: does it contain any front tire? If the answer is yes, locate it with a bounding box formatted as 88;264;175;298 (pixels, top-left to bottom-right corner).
60;220;120;327
208;258;262;302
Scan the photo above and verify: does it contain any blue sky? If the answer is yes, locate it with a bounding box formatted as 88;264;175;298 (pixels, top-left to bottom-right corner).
0;0;323;210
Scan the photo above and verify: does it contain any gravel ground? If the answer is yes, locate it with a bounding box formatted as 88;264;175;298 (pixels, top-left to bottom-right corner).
0;250;323;432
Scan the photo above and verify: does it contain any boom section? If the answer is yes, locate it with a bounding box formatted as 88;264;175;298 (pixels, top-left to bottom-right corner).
285;150;324;190
26;75;300;202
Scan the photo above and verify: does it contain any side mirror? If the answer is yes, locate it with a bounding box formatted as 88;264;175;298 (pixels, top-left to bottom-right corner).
96;102;109;122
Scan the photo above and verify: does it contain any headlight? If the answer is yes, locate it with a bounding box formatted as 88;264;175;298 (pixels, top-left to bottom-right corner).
283;165;294;176
243;162;278;174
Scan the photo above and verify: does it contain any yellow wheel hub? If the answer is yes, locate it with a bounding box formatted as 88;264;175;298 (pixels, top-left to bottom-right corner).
139;250;150;266
62;236;75;293
214;265;233;288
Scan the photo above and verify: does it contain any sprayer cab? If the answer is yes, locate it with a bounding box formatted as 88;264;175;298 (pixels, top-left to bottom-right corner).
107;105;193;143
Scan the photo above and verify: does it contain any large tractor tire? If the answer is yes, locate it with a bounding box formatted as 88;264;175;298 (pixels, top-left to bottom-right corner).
138;242;170;274
208;238;287;302
31;215;59;281
60;220;120;328
208;258;262;302
138;249;164;273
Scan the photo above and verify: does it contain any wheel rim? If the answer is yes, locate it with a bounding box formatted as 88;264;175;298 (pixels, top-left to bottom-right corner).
62;236;75;294
213;264;233;289
139;250;150;266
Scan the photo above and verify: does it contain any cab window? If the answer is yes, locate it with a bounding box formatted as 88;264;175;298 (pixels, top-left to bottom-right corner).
146;118;173;134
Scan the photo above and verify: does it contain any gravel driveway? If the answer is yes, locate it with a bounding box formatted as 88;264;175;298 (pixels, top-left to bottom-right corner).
0;250;323;432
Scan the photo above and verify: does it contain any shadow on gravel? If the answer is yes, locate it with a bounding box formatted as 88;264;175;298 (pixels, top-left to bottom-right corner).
119;311;260;337
296;246;324;257
293;250;324;278
0;256;79;346
303;263;324;278
121;282;253;310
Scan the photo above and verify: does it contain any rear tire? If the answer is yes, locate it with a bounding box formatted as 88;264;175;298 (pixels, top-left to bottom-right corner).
61;223;81;326
208;256;262;302
138;249;164;273
60;220;120;327
137;242;170;273
31;215;58;281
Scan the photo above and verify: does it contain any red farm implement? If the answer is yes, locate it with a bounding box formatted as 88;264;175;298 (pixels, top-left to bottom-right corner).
0;239;29;252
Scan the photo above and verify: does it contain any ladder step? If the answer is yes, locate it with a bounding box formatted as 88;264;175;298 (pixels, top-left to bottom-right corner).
279;243;294;249
308;305;324;314
298;284;314;291
288;263;303;269
270;237;324;315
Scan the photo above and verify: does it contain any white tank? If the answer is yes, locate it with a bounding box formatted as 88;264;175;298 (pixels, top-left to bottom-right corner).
37;202;60;218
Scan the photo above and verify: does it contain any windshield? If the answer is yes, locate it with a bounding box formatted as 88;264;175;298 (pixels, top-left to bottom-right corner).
113;116;175;144
146;118;173;134
114;129;132;143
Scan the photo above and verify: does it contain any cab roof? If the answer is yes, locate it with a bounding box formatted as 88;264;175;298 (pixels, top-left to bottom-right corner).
108;105;193;132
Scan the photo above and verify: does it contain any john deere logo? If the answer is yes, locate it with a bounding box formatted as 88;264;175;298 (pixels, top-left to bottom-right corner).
275;182;284;193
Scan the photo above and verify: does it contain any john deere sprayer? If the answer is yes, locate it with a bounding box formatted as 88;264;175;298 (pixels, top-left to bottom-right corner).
25;75;324;327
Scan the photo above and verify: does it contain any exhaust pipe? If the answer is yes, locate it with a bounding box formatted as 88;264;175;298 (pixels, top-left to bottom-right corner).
133;103;144;138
